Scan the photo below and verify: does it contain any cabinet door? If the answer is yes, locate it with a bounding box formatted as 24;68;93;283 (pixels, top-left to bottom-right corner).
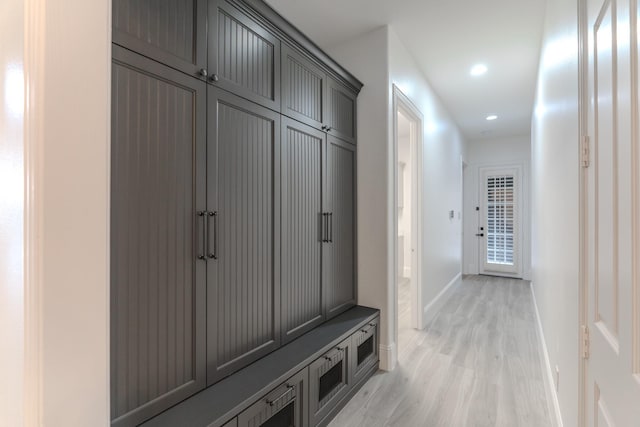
238;369;308;427
324;78;357;144
282;45;327;129
111;46;207;427
208;0;280;110
308;339;351;426
112;0;207;79
281;118;325;344
324;137;357;319
351;318;379;385
207;87;281;384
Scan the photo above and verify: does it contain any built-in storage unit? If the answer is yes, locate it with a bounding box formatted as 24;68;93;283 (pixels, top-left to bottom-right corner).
140;307;379;427
110;1;369;426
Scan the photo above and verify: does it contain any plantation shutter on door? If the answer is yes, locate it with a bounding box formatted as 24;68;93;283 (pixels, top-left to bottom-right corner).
486;174;515;265
480;166;520;276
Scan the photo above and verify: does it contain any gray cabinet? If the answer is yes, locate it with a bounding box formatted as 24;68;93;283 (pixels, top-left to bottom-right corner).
281;118;326;343
308;338;351;427
325;79;357;145
207;87;282;384
324;137;357;319
282;45;357;145
282;45;327;130
112;0;208;79
110;45;207;427
351;318;378;385
208;0;281;110
238;369;308;427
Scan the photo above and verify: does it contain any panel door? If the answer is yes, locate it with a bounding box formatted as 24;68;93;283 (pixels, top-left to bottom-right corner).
585;0;640;425
208;0;281;110
324;136;357;319
324;78;357;145
112;0;207;80
281;117;325;344
111;46;207;426
207;87;281;384
282;44;327;129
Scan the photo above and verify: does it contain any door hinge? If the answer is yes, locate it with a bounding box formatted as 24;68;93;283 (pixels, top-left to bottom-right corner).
582;324;590;359
581;135;590;168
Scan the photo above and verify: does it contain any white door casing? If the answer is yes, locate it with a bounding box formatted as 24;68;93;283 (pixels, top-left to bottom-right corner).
479;165;522;277
584;0;640;425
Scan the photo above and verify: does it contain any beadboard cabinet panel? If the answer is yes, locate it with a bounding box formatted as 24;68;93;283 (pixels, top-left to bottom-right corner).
209;0;281;110
282;45;326;129
324;137;357;319
112;0;207;79
110;46;207;427
281;118;325;344
207;87;281;385
325;78;357;144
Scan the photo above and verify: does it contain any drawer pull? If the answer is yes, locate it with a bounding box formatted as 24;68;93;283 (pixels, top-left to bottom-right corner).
369;323;376;327
336;347;344;352
361;329;368;333
266;384;294;407
324;356;332;361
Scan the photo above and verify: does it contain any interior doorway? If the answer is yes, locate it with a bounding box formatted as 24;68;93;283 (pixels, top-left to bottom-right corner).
392;85;423;355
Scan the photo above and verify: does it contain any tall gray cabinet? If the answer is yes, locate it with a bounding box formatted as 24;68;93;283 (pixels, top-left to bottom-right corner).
110;1;362;426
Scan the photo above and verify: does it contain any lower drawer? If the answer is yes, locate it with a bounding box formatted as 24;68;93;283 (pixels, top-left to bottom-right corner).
237;368;308;427
351;317;378;385
308;338;350;426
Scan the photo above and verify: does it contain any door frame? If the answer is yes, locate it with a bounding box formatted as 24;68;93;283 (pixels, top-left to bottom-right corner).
392;85;423;337
478;164;523;278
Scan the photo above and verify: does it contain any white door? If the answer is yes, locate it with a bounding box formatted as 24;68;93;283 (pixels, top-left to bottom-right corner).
479;166;522;277
585;0;640;425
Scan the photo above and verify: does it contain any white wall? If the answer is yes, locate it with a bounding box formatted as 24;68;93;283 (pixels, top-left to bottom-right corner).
22;0;112;425
329;26;465;370
531;0;580;425
387;27;465;323
1;0;25;425
328;26;395;368
463;135;532;279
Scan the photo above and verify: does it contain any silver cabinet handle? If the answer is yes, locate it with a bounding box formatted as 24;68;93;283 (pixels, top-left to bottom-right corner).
197;211;207;261
207;211;218;260
266;384;294;407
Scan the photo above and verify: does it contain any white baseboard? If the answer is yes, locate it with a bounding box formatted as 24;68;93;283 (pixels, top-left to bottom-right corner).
422;272;461;326
379;342;397;372
531;283;564;427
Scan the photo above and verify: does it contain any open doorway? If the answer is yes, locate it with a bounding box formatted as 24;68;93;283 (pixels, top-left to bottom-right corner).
392;85;423;359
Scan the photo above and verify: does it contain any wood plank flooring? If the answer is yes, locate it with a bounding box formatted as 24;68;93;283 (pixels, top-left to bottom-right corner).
328;275;553;427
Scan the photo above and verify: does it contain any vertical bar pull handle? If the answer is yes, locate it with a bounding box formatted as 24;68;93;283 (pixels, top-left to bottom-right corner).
207;211;218;260
197;211;207;261
329;212;333;243
322;213;328;242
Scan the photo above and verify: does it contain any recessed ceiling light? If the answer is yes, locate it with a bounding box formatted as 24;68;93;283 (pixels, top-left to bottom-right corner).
486;115;498;121
470;64;488;76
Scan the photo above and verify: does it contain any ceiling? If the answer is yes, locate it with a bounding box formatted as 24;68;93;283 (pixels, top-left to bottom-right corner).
264;0;546;141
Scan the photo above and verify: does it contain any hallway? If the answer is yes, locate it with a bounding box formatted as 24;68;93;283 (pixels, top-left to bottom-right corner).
329;275;552;427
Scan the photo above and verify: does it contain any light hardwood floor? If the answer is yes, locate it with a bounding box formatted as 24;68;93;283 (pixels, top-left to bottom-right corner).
328;275;553;427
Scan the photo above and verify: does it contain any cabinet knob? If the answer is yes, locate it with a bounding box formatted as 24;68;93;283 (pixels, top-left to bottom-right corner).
199;68;208;78
210;74;219;82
